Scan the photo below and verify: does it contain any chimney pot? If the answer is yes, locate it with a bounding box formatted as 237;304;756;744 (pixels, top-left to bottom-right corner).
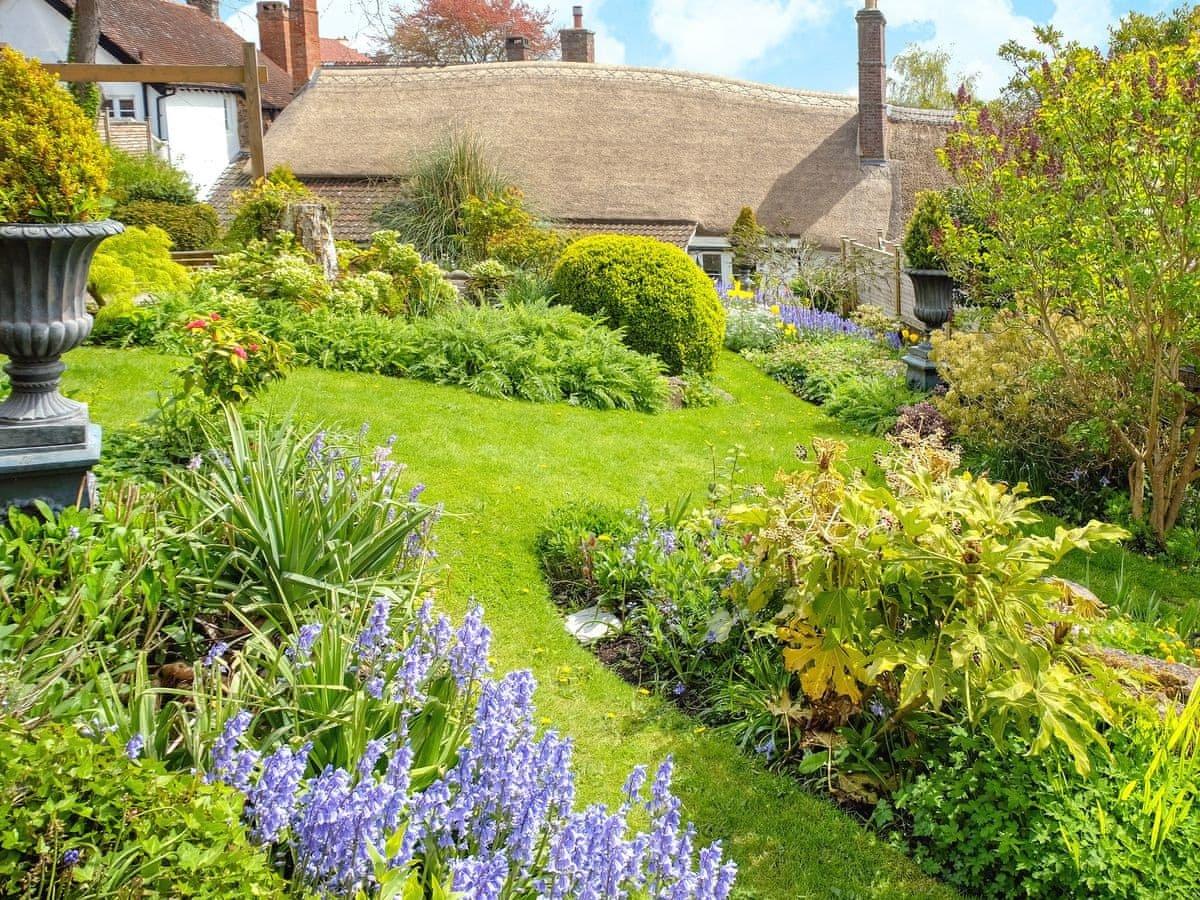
865;0;878;8
560;6;595;63
506;35;530;62
185;0;221;21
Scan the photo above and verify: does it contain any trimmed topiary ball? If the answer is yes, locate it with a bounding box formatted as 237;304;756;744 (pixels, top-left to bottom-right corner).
550;235;725;376
0;47;111;223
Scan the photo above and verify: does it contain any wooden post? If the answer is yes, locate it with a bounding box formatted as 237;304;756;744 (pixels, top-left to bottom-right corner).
242;42;267;180
893;244;903;318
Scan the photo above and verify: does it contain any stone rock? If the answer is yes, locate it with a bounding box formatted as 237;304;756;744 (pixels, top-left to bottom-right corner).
564;605;621;644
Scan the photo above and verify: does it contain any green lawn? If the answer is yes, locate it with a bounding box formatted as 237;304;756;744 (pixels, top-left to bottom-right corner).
61;346;1200;899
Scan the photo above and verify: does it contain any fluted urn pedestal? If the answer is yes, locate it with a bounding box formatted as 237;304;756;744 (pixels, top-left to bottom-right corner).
902;268;954;392
0;220;122;510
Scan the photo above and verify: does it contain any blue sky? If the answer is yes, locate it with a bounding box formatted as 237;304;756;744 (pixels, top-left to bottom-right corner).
225;0;1175;96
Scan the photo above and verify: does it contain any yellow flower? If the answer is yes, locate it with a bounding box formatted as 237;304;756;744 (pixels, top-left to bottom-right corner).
769;304;781;315
637;687;651;696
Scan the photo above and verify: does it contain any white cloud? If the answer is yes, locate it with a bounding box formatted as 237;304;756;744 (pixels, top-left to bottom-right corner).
1050;0;1116;50
649;0;829;76
872;0;1122;98
579;0;627;65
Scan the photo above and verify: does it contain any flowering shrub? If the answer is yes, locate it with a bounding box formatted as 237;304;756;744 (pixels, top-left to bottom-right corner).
178;312;290;405
226;165;323;245
208;234;334;310
0;47;110;222
340;230;458;318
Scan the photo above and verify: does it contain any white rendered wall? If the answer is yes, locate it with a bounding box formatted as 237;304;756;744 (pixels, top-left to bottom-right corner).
161;89;241;194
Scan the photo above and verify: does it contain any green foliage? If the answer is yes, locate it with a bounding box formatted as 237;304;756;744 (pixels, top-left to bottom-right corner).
824;375;921;435
942;22;1200;542
458;187;531;264
488;218;567;275
551;234;726;376
729;206;766;272
171;411;433;627
888;45;978;109
341;230;458;317
0;721;283;898
225;165;319;245
729;437;1127;774
177;312;291;406
208;234;333;309
0;47;110;222
890;706;1200;899
932;313;1118;520
900;191;951;270
374;132;508;266
464;258;513;304
113;199;219;251
87;224;191;305
744;333;900;404
397;302;669;411
106;149;196;205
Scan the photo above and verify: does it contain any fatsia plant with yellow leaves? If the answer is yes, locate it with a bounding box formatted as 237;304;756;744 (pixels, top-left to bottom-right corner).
727;436;1129;774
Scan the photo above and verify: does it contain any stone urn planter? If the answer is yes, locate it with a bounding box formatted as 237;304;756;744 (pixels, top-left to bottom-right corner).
902;268;954;391
0;220;123;509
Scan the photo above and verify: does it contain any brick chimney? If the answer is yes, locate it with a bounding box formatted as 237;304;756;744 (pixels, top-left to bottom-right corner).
289;0;321;90
506;35;530;62
257;2;291;75
856;0;887;162
185;0;221;21
560;5;595;63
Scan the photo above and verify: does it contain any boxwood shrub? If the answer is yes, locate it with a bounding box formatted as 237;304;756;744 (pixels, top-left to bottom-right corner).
113;199;219;250
550;235;725;376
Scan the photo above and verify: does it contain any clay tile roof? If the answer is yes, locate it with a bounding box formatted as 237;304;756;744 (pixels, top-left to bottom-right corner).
207;160;400;243
559;218;698;249
320;37;372;65
50;0;293;109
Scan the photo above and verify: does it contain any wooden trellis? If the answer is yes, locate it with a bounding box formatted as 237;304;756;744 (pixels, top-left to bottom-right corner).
42;41;269;178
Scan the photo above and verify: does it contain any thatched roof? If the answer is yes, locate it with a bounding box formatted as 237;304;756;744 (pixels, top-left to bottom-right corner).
246;61;949;250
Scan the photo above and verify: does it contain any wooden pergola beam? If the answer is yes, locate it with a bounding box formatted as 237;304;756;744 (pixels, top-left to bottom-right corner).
42;42;268;179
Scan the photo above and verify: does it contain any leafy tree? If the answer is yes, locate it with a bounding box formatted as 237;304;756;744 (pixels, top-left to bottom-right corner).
889;45;978;109
941;17;1200;543
387;0;557;65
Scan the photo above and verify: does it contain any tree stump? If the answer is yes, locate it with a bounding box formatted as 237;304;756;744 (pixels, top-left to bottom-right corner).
281;201;337;282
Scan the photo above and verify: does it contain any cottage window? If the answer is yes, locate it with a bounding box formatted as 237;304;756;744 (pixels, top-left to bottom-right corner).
699;253;723;278
103;98;137;120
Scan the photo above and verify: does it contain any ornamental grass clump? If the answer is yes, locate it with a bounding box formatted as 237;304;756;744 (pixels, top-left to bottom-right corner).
0;47;110;223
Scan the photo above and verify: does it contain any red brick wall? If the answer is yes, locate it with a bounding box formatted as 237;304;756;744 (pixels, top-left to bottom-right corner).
560;29;594;63
856;7;887;160
257;1;291;76
289;0;321;90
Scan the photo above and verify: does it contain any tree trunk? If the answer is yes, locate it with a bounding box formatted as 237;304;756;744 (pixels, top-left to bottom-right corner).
281;202;338;282
67;0;101;116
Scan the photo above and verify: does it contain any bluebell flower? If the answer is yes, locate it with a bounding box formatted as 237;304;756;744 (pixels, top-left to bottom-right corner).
286;623;323;664
125;733;145;760
66;525;80;540
201;641;229;670
61;848;81;867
